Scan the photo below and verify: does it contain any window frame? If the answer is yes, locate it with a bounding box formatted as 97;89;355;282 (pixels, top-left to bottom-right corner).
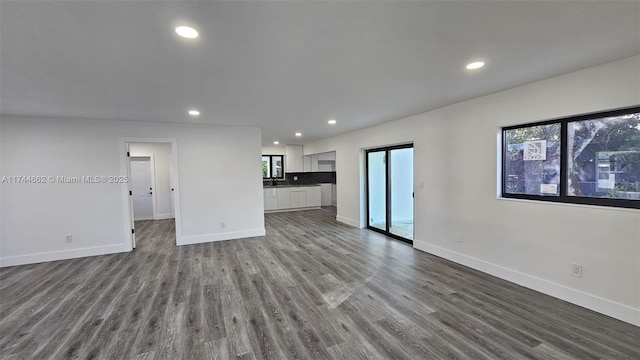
501;106;640;210
262;154;285;180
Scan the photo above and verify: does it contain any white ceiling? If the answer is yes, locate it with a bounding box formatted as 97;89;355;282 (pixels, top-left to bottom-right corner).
1;1;639;145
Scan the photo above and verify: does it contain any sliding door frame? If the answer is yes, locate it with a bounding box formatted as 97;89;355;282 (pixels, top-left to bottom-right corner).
365;143;414;244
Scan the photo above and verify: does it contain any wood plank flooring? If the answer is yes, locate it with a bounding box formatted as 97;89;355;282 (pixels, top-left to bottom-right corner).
1;207;638;359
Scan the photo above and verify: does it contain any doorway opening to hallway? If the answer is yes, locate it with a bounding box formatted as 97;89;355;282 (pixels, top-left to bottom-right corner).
123;139;181;249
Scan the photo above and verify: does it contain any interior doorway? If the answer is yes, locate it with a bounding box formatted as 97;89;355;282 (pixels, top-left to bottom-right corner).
366;144;414;243
121;138;181;249
130;156;154;220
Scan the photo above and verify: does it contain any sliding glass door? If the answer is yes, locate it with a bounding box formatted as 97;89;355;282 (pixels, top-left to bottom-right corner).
367;151;387;232
367;144;414;243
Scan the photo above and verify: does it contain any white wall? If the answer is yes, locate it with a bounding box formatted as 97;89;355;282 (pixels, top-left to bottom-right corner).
129;142;173;219
261;144;286;155
0;117;265;266
304;56;640;325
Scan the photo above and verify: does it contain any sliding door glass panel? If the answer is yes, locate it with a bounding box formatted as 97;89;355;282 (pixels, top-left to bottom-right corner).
367;151;386;231
389;148;414;240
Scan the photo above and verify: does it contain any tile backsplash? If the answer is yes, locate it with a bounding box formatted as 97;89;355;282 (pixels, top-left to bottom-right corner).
263;171;336;186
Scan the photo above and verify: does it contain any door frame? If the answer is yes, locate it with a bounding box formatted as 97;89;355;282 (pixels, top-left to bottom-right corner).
119;137;182;249
129;154;157;221
365;143;414;244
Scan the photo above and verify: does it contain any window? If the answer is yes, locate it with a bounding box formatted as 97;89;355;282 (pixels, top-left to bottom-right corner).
262;155;284;179
567;114;640;200
502;106;639;209
504;123;561;196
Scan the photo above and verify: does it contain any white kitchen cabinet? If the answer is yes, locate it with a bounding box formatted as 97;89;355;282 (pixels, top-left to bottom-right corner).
285;145;304;173
313;186;322;207
303;154;318;172
277;188;291;209
320;184;332;206
303;155;311;172
264;186;321;212
304;187;314;207
317;161;334;172
290;189;307;208
317;151;336;161
305;152;335;172
304;186;320;207
264;188;279;210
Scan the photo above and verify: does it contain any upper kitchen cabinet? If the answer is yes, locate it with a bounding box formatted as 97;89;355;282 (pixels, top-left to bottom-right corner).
304;151;336;172
285;145;304;173
317;152;336;161
303;155;312;172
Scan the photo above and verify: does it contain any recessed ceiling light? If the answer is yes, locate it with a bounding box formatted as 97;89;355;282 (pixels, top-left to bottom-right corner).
295;132;302;137
188;110;200;116
273;141;280;145
175;26;199;39
328;119;337;125
466;61;485;70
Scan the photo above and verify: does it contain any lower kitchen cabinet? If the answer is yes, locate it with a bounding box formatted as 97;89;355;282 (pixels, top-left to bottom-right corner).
264;188;279;211
290;189;306;208
264;186;321;212
320;183;332;206
277;188;291;209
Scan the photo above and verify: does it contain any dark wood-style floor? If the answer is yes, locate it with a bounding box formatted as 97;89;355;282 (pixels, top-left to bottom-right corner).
1;207;638;359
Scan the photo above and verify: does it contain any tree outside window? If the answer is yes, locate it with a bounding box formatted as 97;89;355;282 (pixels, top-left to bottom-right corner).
568;113;640;199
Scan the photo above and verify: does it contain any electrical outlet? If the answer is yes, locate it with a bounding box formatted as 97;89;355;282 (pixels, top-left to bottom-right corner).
221;221;226;229
571;263;583;278
65;234;73;243
456;233;463;243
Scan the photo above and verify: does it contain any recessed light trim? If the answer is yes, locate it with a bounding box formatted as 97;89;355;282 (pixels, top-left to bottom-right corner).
466;61;485;70
273;141;280;145
188;110;200;116
175;26;199;39
328;119;337;125
295;132;302;137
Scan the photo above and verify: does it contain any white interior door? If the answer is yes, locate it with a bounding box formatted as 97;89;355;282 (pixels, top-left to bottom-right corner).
130;157;154;220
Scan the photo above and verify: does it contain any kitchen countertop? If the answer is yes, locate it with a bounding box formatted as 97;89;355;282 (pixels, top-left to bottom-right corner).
263;184;321;188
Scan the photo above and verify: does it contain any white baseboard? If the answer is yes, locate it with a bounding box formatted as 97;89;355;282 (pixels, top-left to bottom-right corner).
0;243;130;268
264;206;321;213
154;213;175;220
178;228;266;246
336;215;361;228
413;241;640;327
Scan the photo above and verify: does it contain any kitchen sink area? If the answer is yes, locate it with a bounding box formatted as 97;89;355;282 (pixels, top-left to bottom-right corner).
262;146;337;212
